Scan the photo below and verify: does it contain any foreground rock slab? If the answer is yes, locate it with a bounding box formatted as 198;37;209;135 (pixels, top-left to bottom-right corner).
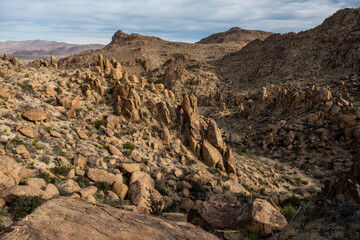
0;197;219;240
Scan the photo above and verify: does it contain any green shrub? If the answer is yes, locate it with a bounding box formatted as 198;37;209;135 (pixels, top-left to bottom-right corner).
38;172;55;184
94;182;112;194
123;142;135;156
50;166;71;176
281;204;296;222
146;188;163;216
155;179;168;196
76;176;91;188
9;196;45;220
109;199;130;208
93;119;106;129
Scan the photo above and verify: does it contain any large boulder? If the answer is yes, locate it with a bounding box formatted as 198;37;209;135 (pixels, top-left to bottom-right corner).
128;180;163;212
86;168;116;185
0;185;50;202
206;119;224;152
202;140;222;167
22;109;47;121
188;199;287;236
0;157;26;190
236;199;288;236
0;197;218;240
188;200;240;230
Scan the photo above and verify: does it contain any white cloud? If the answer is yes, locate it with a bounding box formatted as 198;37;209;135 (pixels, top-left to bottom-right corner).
0;0;357;44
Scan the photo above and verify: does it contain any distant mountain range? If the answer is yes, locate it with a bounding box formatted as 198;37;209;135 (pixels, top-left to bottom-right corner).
0;40;104;59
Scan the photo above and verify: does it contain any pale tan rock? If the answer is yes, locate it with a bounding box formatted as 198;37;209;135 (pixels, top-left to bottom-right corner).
79;186;98;198
0;197;217;240
19;126;39;138
56;179;81;195
121;163;140;174
45;184;59;197
108;145;123;156
74;155;87;168
128;180;163;211
0;198;5;207
23;178;47;189
50;130;62;138
113;181;128;200
22;109;47;121
129;171;155;189
0;185;50;202
0;156;24;190
76;129;89;140
207;119;224;151
202;140;222;167
237;199;287;236
223;180;250;197
86;168;116;185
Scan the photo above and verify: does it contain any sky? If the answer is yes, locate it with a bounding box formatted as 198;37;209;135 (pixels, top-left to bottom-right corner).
0;0;358;45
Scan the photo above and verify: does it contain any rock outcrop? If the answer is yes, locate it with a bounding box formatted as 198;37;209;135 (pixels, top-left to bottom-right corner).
0;197;218;240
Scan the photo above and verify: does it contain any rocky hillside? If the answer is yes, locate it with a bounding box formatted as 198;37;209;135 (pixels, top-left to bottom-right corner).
216;8;360;92
0;40;104;60
1;53;319;239
58;30;252;75
196;27;273;44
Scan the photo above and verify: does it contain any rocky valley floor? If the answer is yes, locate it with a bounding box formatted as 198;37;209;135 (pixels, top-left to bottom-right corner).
1;7;360;240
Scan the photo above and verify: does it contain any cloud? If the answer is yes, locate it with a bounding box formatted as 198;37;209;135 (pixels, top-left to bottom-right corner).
0;0;358;44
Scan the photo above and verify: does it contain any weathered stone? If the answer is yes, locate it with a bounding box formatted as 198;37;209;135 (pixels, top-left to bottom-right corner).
108;145;123;156
113;181;128;200
0;197;218;240
22;109;47;121
56;179;81;195
19;127;39;138
0;185;50;202
87;168;116;185
79;186;98;198
74;155;87;168
236;199;287;236
121;163;140;174
0;157;24;190
128;180;163;211
202;140;222;167
129;171;155;189
207;119;224;151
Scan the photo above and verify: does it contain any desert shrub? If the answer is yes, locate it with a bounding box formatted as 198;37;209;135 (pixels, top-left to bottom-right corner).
93;119;106;129
94;182;112;194
146;188;163;216
38;172;55;184
9;196;45;220
109;199;130;208
76;176;91;188
281;204;297;222
50;166;71;176
155;179;168;196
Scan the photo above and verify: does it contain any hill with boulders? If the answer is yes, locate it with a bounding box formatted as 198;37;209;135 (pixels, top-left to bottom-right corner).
196;27;273;44
1;7;360;240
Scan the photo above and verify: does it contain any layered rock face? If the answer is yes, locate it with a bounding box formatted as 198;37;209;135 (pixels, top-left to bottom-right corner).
0;197;218;240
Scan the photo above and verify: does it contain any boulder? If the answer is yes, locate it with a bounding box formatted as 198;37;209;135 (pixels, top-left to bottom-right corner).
236;199;287;236
86;168;116;185
129;171;155;189
207;119;224;152
202;140;222;167
0;157;25;190
0;197;218;240
56;179;81;195
128;180;163;211
113;181;128;200
22;109;47;121
188;200;240;230
19;127;39;138
0;185;50;202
